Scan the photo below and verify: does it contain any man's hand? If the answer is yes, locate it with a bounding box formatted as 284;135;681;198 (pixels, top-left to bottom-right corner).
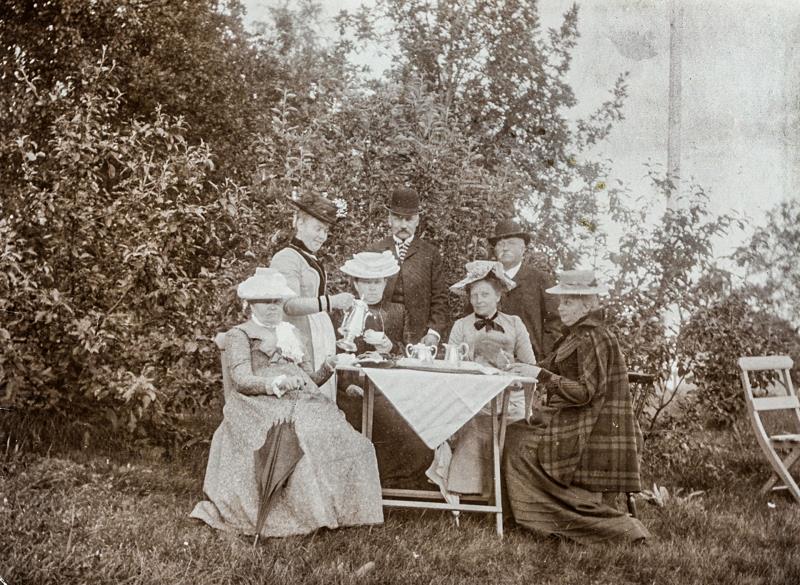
329;292;355;311
507;363;542;379
345;384;364;398
421;333;439;347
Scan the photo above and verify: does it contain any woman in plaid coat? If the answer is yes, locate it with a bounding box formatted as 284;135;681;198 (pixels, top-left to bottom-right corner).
504;270;650;544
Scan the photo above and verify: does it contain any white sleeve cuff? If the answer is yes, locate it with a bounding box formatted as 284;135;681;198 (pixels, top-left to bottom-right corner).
270;375;287;397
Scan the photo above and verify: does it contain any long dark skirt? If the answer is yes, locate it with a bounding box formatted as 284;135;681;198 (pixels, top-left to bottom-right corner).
503;422;650;544
337;371;432;489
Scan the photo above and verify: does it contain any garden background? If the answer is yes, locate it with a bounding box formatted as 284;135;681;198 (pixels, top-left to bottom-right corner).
2;1;800;583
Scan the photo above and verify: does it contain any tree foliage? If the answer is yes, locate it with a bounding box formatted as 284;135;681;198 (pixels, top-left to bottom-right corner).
735;198;800;326
336;0;630;268
604;176;740;431
6;0;789;442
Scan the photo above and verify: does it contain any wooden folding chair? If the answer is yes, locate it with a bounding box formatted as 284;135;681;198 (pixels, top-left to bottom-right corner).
623;371;655;518
603;372;654;517
738;356;800;503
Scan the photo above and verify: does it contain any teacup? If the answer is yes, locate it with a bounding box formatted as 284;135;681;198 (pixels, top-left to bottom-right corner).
337;353;357;366
363;330;386;345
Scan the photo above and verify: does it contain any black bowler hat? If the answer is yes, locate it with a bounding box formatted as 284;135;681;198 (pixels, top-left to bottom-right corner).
487;219;531;246
385;187;420;216
287;190;342;225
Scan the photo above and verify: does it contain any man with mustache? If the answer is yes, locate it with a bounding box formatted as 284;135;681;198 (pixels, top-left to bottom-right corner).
366;187;449;347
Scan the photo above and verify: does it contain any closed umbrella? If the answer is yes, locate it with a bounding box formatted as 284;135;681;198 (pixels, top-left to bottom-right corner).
253;419;304;545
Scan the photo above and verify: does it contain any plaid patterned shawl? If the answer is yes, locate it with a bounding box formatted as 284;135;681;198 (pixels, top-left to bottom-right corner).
537;312;643;492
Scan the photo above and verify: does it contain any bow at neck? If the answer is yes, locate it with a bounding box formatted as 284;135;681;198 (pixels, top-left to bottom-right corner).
474;311;505;333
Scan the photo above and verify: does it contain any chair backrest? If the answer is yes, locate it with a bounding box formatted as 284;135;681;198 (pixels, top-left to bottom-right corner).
738;355;800;434
214;331;232;399
627;372;655;422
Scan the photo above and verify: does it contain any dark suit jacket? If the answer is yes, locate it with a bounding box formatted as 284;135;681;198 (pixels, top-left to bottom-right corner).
501;257;561;360
464;256;561;360
366;236;449;343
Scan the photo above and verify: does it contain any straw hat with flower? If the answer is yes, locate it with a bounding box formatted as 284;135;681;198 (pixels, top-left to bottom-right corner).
449;260;517;295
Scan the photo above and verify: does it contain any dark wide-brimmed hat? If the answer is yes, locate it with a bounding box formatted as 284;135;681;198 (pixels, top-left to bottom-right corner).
545;270;609;295
487;219;531;246
288;190;346;225
385;187;420;216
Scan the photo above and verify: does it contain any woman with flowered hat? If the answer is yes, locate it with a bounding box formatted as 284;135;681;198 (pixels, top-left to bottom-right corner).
191;267;383;538
427;260;537;498
335;251;433;488
503;270;649;544
270;189;352;402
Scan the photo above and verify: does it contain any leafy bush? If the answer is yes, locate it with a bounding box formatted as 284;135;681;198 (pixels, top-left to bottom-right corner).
603;178;739;432
0;54;256;433
734;198;800;327
678;291;800;426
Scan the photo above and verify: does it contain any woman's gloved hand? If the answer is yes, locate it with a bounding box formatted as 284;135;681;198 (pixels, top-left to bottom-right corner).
329;292;355;310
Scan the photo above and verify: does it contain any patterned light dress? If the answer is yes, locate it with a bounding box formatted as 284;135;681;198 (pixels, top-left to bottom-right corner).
191;320;383;538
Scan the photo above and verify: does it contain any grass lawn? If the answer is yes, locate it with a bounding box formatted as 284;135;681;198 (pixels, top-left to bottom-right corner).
2;422;800;585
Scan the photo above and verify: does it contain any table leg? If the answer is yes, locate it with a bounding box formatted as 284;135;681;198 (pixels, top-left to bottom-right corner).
359;370;369;438
498;388;511;454
491;396;503;537
365;378;374;441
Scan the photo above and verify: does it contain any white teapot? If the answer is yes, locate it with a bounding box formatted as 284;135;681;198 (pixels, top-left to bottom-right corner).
405;342;438;363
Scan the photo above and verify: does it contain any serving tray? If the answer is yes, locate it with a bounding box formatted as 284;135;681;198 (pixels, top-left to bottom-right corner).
391;358;501;375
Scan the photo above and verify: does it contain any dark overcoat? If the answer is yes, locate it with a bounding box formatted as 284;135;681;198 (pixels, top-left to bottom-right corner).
366;236;449;344
536;313;643;493
499;257;561;360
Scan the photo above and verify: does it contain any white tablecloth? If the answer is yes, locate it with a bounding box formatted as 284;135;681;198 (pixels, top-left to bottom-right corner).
362;368;519;449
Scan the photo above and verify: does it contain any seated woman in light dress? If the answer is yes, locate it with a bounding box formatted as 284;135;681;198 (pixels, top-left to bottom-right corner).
191;267;383;538
427;260;537;497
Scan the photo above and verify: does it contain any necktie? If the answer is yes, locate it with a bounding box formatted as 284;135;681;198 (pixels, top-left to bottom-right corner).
474;313;505;333
396;240;410;262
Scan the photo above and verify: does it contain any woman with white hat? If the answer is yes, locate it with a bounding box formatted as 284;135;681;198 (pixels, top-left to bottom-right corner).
337;250;405;354
427;260;537;498
335;251;433;488
191;267;383;538
503;270;650;544
270;190;354;401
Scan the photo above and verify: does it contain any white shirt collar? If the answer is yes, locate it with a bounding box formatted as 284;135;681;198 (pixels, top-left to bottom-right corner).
504;261;523;280
251;315;276;329
393;234;414;246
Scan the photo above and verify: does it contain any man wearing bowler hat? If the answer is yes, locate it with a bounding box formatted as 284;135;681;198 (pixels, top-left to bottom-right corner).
487;219;561;359
366;187;449;346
